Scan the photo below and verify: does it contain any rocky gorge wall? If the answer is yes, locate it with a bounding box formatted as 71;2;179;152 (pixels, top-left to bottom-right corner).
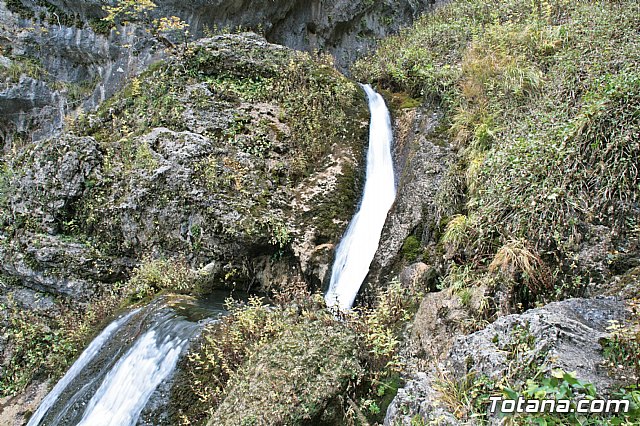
0;0;437;147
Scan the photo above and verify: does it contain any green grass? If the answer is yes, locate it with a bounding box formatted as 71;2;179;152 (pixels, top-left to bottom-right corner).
354;0;640;299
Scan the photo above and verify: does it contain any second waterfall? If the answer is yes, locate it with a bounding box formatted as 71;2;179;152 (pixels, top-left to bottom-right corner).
325;84;396;311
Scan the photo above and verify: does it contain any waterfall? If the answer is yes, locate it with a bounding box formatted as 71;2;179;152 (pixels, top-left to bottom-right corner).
28;295;228;426
325;84;396;311
76;312;194;426
27;310;139;426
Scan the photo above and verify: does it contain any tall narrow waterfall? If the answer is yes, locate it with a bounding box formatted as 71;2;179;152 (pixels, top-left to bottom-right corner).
325;84;396;311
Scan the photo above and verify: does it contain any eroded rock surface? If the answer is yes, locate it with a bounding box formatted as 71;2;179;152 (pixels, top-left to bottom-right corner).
386;297;629;425
368;107;452;289
0;0;437;144
1;33;367;301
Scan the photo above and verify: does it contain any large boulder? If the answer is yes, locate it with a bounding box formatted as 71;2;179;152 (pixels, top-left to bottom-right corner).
2;33;368;297
386;297;629;425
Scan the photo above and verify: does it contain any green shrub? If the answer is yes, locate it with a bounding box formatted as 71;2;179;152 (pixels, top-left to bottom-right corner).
0;286;123;397
175;279;422;425
126;256;195;302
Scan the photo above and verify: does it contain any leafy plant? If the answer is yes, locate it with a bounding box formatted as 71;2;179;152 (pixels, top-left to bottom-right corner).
0;286;123;397
126;256;195;302
102;0;191;52
603;300;640;386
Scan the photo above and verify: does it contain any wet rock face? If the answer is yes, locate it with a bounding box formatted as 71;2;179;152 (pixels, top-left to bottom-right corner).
385;297;629;425
368;107;452;288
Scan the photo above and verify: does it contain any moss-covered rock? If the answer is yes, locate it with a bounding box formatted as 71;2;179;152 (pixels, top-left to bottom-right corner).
208;319;362;426
3;33;367;296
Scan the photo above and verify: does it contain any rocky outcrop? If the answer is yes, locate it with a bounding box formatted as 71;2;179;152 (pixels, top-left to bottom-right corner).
0;233;130;300
1;33;367;300
8;135;102;234
367;107;452;291
44;0;437;70
0;0;165;146
0;0;437;145
386;297;629;425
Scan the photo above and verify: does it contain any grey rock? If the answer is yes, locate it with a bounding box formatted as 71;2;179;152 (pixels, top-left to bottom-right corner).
0;0;436;143
369;107;452;287
386;297;629;425
0;0;164;145
9;134;102;234
448;297;626;389
0;233;130;300
399;262;437;289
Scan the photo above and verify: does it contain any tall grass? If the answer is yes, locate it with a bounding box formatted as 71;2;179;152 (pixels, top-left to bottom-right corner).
354;0;640;296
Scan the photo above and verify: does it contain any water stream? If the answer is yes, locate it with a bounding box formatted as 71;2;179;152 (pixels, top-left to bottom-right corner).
325;84;396;310
28;295;229;426
27;310;139;426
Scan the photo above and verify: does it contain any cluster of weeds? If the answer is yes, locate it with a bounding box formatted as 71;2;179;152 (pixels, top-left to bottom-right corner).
174;279;423;425
603;300;640;386
125;256;196;303
0;284;124;397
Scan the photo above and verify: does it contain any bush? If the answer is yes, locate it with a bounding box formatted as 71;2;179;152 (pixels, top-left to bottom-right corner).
174;280;423;425
126;256;195;302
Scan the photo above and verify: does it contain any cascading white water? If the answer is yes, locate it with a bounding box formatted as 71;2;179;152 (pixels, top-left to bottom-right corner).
77;316;191;426
27;295;231;426
27;309;140;426
325;84;396;311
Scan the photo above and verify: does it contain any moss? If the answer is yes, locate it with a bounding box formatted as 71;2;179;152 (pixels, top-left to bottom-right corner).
379;88;421;113
87;17;112;36
209;320;361;426
310;160;365;245
401;235;422;262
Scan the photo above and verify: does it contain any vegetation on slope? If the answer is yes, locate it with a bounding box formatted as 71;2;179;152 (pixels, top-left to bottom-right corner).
354;0;639;306
354;0;640;423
